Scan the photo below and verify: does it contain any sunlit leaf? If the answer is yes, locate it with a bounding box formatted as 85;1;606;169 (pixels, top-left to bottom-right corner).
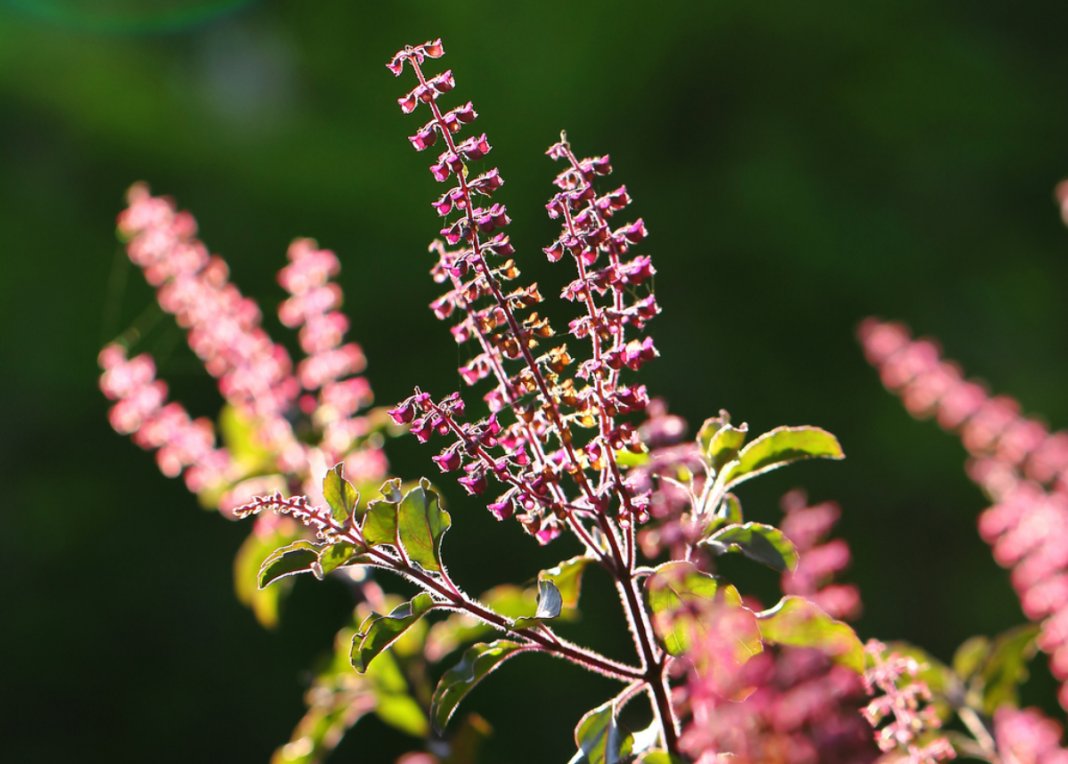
568;699;623;764
707;426;748;472
317;542;370;575
702;522;798;572
722;426;844;488
322;463;360;524
614;448;650;469
219;404;274;473
513;580;563;630
539;555;592;611
430;640;526;732
645;560;743;656
375;693;429;737
363;648;430;737
362;497;399;547
397;478;451;572
351;592;437;673
757;596;864;673
235;527;299;629
259;539;322;588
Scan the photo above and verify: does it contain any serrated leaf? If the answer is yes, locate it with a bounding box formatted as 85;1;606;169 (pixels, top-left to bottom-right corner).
568;699;623;764
702;522;798;572
317;542;370;576
351;592;437;673
513;580;563;630
430;640;525;732
706;424;748;472
696;411;730;459
259;540;323;588
540;556;592;611
397;478;451;572
322;464;360;524
757;596;864;673
362;496;399;547
645;561;744;656
722;426;844;488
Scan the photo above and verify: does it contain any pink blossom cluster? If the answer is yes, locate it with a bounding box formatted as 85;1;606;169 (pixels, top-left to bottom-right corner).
387;39;657;544
100;185;387;515
98;344;231;493
994;706;1068;764
780;490;863;622
857;319;1068;495
116;183;302;466
862;640;955;763
678;606;876;764
859;319;1068;711
277;239;375;462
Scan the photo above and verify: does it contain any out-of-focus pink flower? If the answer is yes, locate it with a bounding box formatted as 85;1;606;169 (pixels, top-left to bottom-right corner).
781;490;863;622
860;318;1068;710
679;611;877;764
994;706;1068;764
98;343;232;494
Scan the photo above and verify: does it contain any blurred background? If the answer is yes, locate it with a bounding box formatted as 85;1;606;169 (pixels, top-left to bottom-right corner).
3;1;1068;761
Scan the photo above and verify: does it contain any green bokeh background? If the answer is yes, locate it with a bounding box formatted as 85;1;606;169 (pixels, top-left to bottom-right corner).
3;1;1068;761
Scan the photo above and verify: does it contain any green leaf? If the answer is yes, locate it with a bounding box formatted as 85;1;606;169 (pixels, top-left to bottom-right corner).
259;540;323;588
397;478;451;572
569;699;623;764
362;496;399;548
514;580;563;630
722;426;844;488
539;556;592;611
620;720;661;759
430;640;525;732
234;526;299;629
645;561;743;656
363;648;430;737
952;636;991;681
351;592;437;673
614;448;650;469
697;411;748;471
757;596;864;673
702;522;799;572
979;624;1039;715
375;693;429;738
219;404;274;473
322;463;360;524
317;542;371;575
